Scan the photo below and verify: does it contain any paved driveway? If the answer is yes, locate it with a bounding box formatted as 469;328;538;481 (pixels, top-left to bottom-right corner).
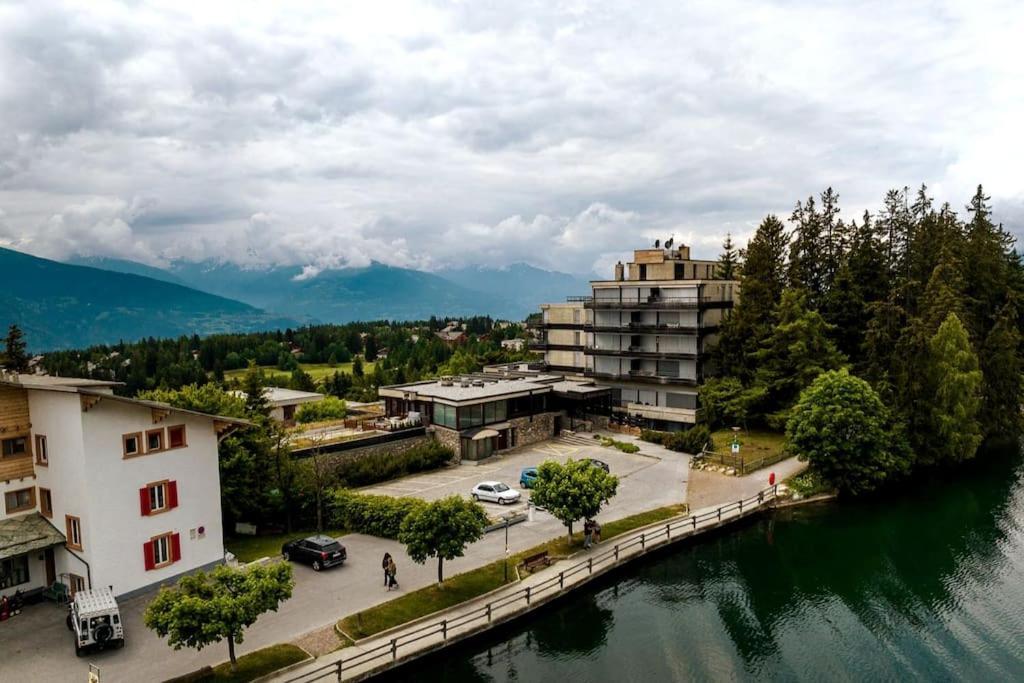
0;434;688;683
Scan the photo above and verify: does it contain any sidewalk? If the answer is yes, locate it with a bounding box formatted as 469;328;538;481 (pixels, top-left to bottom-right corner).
271;486;783;682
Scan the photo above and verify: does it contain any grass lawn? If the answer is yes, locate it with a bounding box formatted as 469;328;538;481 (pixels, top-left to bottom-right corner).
337;503;688;640
224;361;377;383
198;644;308;682
226;528;348;563
710;428;786;465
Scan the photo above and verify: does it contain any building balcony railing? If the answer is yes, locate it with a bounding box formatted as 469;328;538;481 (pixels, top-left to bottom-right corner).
582;369;699;386
529;321;586;330
529;342;585;352
585;348;699;360
585;323;719;335
583;296;732;310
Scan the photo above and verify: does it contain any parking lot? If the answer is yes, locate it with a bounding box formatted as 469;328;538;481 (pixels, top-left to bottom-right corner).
361;435;661;514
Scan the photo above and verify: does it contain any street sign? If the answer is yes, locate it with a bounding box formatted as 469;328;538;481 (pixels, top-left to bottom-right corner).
731;441;740;454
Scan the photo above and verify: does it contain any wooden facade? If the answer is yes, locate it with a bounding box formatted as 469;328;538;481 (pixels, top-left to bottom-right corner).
0;384;34;482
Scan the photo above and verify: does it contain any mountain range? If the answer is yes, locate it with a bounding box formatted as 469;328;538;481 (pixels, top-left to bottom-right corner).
0;251;592;349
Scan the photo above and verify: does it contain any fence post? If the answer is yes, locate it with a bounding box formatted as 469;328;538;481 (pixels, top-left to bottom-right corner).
739;498;743;512
526;586;531;605
391;638;397;661
588;557;593;575
665;523;671;539
718;507;722;521
442;619;448;643
641;532;646;550
692;516;696;529
337;659;343;682
559;571;564;589
487;603;492;623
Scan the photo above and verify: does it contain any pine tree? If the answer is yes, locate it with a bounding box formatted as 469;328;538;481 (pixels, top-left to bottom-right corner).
922;313;983;465
862;299;907;403
920;246;970;333
979;302;1024;440
717;233;739;280
962;185;1014;335
3;325;29;372
788;196;827;306
242;361;270;417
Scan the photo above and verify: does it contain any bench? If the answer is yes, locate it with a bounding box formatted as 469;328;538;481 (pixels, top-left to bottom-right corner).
42;581;69;605
520;551;552;572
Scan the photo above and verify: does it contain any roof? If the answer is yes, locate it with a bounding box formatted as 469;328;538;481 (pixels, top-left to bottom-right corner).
4;374;121;389
382;377;552;403
0;513;65;561
72;587;119;615
261;387;325;407
548;380;611;396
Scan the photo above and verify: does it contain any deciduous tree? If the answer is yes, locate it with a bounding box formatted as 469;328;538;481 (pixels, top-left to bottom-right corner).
399;496;489;583
530;459;619;543
922;313;983;465
144;563;294;672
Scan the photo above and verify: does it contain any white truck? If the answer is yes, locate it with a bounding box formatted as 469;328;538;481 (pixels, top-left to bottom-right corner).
66;587;125;656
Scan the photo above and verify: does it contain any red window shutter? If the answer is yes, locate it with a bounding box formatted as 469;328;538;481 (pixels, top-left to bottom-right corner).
143;541;155;570
170;533;182;563
167;481;179;509
140;488;151;516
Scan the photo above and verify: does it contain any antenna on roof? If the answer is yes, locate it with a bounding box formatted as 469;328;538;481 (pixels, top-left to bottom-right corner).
654;239;660;248
665;236;674;250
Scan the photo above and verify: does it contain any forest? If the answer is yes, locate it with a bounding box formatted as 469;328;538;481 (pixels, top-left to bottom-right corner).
706;185;1022;493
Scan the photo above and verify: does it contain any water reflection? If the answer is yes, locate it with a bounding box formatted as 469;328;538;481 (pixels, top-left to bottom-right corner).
383;446;1024;681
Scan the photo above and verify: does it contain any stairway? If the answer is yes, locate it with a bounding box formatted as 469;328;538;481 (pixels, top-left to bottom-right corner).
556;432;599;448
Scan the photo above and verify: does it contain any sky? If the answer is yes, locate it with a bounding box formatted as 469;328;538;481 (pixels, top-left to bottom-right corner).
0;0;1022;277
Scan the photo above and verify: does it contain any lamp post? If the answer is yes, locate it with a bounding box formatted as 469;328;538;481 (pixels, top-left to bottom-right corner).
503;517;510;583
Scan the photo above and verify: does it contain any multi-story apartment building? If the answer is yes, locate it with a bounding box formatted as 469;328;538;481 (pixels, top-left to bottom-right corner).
530;302;588;373
0;374;245;601
535;245;737;431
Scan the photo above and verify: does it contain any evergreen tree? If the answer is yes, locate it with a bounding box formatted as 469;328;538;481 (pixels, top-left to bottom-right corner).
862;299;906;403
717;233;739;280
921;313;983;465
241;361;270;417
979;302;1024;440
962;184;1015;334
746;290;846;428
877;187;911;287
364;335;378;361
788;196;827;306
351;356;364;377
920;246;970;333
3;324;29;372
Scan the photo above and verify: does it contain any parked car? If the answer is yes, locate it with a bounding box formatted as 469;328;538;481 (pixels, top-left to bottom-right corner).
520;467;539;488
281;535;347;571
471;481;522;505
66;587;125;656
583;458;610;473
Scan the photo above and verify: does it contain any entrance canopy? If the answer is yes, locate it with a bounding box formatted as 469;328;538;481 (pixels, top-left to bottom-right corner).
0;513;65;561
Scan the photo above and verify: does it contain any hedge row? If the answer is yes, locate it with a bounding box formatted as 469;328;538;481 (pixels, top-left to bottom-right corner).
641;425;714;454
335;440;454;488
328;490;426;539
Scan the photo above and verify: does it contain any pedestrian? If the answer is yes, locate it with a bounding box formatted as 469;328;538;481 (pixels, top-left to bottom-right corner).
387;556;399;590
382;552;392;588
592;521;601;544
583;519;593;549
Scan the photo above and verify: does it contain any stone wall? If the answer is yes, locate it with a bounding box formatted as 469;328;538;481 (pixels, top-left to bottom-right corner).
319;433;438;472
431;426;461;460
510;412;556;448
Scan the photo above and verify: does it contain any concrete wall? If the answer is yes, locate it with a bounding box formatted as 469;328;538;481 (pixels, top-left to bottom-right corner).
320;433;439;472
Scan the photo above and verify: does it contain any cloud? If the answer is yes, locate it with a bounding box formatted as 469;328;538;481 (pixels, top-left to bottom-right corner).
0;0;1021;276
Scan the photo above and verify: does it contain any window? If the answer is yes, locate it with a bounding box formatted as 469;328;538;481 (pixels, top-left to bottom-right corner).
4;487;35;514
141;481;178;516
435;403;456;429
123;432;142;458
167;425;187;449
39;488;53;518
144;532;181;570
34;435;48;465
146;429;164;453
69;574;86;597
66;515;83;551
1;436;27;458
0;555;30;589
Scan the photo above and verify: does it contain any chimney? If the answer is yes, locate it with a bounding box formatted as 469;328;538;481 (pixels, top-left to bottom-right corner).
614;261;624;281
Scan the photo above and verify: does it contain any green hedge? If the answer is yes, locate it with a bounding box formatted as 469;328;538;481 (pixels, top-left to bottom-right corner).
334;440;453;488
641;425;714;454
296;396;348;423
329;490;426;539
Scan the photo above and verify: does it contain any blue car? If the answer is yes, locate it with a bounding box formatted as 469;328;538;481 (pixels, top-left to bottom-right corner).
520;467;539;488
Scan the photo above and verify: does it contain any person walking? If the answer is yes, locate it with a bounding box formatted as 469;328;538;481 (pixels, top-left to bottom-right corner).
592;520;601;544
382;552;392;588
583;519;593;549
387;556;399;590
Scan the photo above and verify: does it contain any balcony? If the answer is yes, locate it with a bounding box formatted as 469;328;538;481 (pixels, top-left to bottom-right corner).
584;347;699;360
584;295;732;310
586;323;707;334
583;369;698;386
618;403;700;425
529;321;586;330
529;342;585;352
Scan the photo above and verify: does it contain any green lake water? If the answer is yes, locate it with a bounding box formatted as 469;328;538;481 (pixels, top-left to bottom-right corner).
381;445;1024;681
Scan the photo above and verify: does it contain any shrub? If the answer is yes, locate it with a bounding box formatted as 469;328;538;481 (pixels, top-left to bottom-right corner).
332;441;453;488
328;490;426;539
643;426;713;454
296;396;348;423
597;436;640;454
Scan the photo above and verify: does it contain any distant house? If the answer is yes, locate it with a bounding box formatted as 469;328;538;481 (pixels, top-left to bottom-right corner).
376;347;389;360
501;339;526;352
435;330;467;345
231;387;324;424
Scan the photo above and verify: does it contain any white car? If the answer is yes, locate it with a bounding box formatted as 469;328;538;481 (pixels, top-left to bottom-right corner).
471;481;521;505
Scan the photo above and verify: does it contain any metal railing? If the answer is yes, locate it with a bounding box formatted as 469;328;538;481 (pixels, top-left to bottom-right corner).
283;485;779;682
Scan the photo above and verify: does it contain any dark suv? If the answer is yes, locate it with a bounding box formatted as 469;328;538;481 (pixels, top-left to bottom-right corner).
281;535;347;571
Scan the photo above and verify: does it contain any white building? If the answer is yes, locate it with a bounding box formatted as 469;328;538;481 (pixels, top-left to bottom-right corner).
0;374;245;600
231;387;324;424
500;339;526;352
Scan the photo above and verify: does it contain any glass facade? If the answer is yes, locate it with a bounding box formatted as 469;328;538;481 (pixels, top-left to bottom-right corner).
435;403;457;429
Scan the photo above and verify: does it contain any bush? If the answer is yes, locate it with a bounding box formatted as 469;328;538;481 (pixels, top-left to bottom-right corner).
329;490;426;539
642;426;713;454
597;436;639;453
296;396;348;423
333;441;453;488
